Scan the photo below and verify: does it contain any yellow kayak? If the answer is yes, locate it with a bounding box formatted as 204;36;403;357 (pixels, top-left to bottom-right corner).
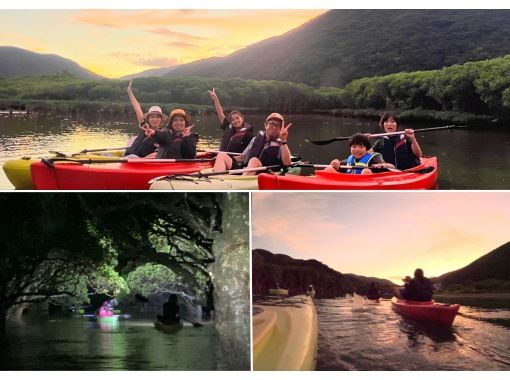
3;151;125;189
253;295;318;371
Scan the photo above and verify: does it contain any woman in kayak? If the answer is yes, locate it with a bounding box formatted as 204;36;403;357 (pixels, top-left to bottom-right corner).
208;87;253;153
213;113;293;175
324;133;395;174
395;269;433;301
125;80;168;158
142;108;198;159
157;294;180;325
369;113;423;169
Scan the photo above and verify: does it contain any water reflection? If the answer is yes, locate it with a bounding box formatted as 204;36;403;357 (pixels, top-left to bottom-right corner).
1;113;510;189
315;297;510;370
1;315;220;370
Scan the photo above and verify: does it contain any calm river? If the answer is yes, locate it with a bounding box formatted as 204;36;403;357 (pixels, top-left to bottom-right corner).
0;314;221;370
1;112;509;189
315;296;510;370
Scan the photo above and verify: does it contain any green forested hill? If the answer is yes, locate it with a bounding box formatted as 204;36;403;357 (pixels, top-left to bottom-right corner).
0;46;102;80
436;242;510;292
165;10;510;87
252;249;395;299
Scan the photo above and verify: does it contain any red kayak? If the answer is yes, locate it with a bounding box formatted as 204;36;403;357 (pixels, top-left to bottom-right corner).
391;297;460;326
31;155;214;190
258;156;438;190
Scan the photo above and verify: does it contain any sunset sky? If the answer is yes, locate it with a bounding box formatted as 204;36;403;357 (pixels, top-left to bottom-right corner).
252;192;510;283
0;9;325;78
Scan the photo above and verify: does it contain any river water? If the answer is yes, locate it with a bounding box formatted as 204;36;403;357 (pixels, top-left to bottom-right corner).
0;314;221;370
315;296;510;370
1;112;509;189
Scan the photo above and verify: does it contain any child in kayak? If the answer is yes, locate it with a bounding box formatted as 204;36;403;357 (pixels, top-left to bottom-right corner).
142;108;198;159
125;80;168;158
213;113;292;175
157;294;180;325
324;133;395;174
370;113;423;169
208;88;253;153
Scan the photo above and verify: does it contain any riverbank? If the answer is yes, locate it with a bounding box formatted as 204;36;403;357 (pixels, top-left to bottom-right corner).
0;98;498;127
435;292;510;299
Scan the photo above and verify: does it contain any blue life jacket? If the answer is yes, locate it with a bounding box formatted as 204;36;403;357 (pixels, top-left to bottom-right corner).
346;152;376;174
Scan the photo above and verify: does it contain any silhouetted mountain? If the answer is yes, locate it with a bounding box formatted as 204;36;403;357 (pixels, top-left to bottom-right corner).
252;249;394;299
165;10;510;87
437;242;510;286
0;46;102;79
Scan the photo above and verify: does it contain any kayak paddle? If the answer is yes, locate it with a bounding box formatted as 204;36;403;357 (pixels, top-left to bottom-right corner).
42;157;215;167
306;125;467;145
149;164;283;183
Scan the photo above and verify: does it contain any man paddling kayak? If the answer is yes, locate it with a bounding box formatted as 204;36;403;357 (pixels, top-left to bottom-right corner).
370;113;423;170
157;294;180;325
213;112;293;175
394;268;433;302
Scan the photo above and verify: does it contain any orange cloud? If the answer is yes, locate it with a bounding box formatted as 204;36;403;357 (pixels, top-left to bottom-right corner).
166;42;198;49
111;52;178;67
147;27;209;41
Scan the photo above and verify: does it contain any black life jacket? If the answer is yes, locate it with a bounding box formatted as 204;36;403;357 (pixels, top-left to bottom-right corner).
125;131;157;157
154;130;198;159
219;121;253;153
375;135;420;169
246;132;282;166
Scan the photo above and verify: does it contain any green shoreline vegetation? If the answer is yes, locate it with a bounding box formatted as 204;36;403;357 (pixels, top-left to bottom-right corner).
1;54;510;127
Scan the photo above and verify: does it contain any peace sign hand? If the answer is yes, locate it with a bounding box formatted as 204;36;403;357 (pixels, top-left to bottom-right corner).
182;124;195;137
127;80;133;94
207;88;218;101
279;122;293;142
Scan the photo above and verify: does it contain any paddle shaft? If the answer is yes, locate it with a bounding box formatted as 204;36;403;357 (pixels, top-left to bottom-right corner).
45;157;214;165
197;149;242;156
306;125;467;145
80;147;129;153
151;164;283;183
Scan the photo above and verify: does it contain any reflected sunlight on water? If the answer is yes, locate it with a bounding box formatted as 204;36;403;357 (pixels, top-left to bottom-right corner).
315;297;510;370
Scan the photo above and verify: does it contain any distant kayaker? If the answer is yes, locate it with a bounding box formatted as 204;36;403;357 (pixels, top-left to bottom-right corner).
366;282;381;301
213;112;293;175
324;133;395;174
395;269;433;302
157;294;180;325
125;80;168;158
369;113;423;170
142;108;198;159
98;301;114;317
208;88;254;153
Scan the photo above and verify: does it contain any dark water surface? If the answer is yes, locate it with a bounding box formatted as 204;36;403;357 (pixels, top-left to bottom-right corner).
1;113;509;189
315;296;510;370
0;315;220;370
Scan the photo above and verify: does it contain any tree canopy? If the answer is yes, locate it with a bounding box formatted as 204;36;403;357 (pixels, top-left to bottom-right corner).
0;193;232;331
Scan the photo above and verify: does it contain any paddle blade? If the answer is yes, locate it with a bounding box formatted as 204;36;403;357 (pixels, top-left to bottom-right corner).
305;138;340;145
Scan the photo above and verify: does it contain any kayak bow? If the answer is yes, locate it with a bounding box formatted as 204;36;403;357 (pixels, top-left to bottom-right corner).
391;297;460;326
